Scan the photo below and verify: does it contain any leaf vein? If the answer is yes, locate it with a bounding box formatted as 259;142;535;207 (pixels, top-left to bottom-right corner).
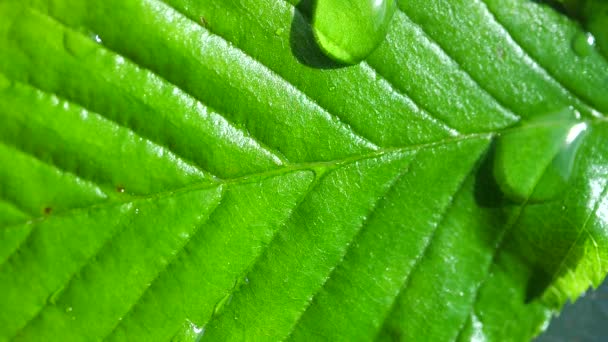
282;149;420;341
155;0;380;150
476;0;601;115
550;181;608;287
373;148;484;340
9;186;225;341
29;9;287;178
394;7;523;121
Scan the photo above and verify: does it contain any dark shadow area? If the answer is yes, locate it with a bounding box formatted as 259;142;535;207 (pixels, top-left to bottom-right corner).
474;141;506;209
531;0;573;17
289;0;347;69
526;267;554;303
536;278;608;342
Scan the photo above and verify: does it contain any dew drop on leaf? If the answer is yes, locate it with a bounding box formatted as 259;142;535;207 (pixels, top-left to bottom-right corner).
62;30;97;58
47;285;65;305
493;108;589;203
170;319;205;342
579;0;608;57
572;31;596;57
212;292;233;317
558;0;608;58
312;0;397;64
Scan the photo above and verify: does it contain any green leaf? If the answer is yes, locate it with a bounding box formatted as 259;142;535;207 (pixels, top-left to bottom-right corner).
0;0;606;341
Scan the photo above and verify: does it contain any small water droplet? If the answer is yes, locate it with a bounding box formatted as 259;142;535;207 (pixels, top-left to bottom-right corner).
471;313;487;342
171;319;205;342
63;30;97;58
65;306;73;313
189;320;204;336
572;32;596;57
212;293;232;316
312;0;397;64
48;286;65;305
79;109;89;120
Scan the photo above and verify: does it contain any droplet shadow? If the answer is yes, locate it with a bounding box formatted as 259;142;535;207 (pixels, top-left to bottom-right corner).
530;0;572;17
473;138;587;305
289;0;347;69
474;141;505;209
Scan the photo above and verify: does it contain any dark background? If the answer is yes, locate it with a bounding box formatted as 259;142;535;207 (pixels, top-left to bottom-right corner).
537;278;608;342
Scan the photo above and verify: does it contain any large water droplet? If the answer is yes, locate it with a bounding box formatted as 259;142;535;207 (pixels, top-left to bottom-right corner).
312;0;397;64
493;108;588;203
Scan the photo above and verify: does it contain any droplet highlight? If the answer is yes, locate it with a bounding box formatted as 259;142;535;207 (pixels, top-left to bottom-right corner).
170;319;205;342
312;0;397;64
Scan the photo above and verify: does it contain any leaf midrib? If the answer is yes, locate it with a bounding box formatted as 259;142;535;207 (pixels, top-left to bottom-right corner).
5;115;607;232
0;132;491;233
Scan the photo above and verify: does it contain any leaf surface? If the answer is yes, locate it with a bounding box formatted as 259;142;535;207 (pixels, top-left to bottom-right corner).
0;0;607;341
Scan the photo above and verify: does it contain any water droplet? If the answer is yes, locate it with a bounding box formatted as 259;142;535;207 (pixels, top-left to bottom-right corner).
572;32;596;57
312;0;397;64
493;108;589;203
48;286;65;305
471;313;488;342
170;319;205;342
212;293;232;316
63;30;97;58
579;1;608;57
65;306;73;313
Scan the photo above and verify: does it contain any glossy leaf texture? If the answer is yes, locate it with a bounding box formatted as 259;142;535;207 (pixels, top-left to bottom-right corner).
0;0;607;341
